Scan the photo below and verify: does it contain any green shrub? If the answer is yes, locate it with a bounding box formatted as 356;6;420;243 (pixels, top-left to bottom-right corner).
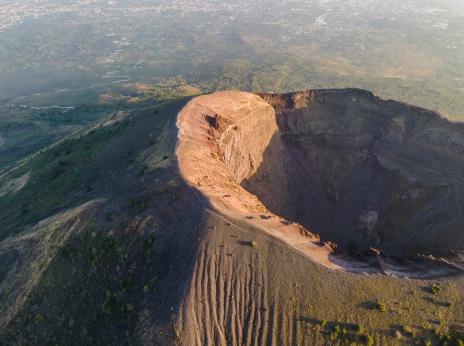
430;283;441;295
355;324;365;334
374;299;386;312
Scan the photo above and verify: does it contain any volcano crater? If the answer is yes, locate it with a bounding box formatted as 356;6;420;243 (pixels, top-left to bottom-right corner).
178;89;464;260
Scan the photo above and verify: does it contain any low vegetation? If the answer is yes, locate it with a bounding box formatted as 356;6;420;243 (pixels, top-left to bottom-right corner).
2;224;161;344
373;299;387;313
0;120;127;240
430;283;441;295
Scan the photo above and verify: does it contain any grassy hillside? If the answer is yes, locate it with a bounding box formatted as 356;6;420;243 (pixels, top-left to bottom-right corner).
0;81;200;170
0;98;206;344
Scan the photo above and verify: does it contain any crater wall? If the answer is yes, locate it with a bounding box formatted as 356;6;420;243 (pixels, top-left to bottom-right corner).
177;89;464;258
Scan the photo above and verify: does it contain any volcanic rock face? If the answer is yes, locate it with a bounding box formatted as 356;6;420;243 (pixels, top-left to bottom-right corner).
178;89;464;258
